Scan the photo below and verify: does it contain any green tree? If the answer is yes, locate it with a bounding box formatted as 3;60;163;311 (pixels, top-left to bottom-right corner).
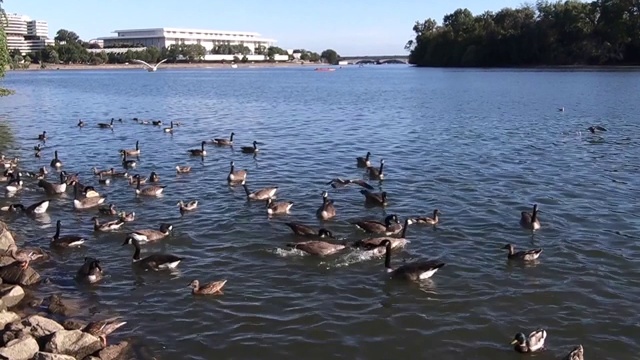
0;0;8;81
267;46;288;60
408;0;640;67
321;49;340;64
54;29;80;43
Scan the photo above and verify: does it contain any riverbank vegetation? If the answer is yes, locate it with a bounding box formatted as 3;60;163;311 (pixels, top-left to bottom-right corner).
1;0;12;96
407;0;640;67
6;28;339;68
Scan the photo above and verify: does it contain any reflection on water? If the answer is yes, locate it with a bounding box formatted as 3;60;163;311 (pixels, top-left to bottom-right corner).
0;67;640;359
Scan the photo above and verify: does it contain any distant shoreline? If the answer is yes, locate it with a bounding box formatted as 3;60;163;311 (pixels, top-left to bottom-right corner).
13;62;335;72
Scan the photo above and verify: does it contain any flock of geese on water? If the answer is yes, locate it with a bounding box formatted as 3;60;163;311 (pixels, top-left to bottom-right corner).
0;116;590;358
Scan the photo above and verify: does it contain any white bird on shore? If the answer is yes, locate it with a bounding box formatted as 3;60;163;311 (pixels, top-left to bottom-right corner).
131;59;168;72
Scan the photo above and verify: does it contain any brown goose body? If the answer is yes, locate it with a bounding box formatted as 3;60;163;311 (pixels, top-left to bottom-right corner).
503;244;542;261
287;240;346;256
189;279;227;295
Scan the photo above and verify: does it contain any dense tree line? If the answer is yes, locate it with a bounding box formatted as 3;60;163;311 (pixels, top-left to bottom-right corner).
407;0;640;67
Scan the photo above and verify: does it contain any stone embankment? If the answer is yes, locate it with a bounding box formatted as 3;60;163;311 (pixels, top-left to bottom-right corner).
0;221;132;360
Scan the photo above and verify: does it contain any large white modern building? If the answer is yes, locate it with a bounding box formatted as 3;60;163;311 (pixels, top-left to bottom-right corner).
98;28;276;53
3;13;53;54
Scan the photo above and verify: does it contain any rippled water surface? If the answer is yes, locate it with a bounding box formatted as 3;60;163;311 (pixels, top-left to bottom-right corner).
1;66;640;359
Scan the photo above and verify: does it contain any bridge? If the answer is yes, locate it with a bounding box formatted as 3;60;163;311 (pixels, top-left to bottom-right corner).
339;55;409;65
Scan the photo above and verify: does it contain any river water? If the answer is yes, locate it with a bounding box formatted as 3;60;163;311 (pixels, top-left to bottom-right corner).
1;65;640;359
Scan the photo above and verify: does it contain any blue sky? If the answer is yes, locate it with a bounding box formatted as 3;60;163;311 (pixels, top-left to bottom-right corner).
5;0;526;56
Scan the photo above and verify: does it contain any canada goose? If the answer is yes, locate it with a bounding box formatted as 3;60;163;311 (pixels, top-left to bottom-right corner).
287;240;346;256
50;150;63;168
83;317;127;347
360;189;387;207
5;172;23;192
266;198;294;215
97;118;114;129
326;178;374;190
356;151;371;168
212;132;235;146
587;125;607;134
79;185;101;198
558;107;565;112
119;211;136;222
379;239;445;281
502;244;542;261
121;152;137;168
92;167;113;177
189;279;227;295
128;174;147;186
37;173;67;195
352;214;402;235
241;141;260;154
92;217;125;232
0;157;19;170
243;184;278;201
352;219;411;256
176;165;192;174
51;220;86;248
73;185;106;210
367;159;385;180
77;257;103;284
511;329;547;353
0;169;13;182
98;173;110;185
227;161;247;185
177;200;198;215
128;223;173;244
0;200;50;215
77;119;85;127
163;121;174;133
122;237;182;270
520;204;541;231
98;203;117;216
284;223;334;238
135;176;165;196
149;171;160;182
563;345;584;360
120;141;140;156
5;245;44;269
151;120;163;126
188;141;207;156
408;209;440;225
316;191;336;220
61;171;79;186
38;131;47;141
35;149;41;158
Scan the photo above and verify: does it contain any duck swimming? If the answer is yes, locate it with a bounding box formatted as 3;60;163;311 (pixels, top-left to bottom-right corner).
511;329;547;353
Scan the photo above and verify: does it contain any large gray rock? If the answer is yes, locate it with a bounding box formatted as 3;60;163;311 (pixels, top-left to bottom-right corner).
0;311;19;328
0;262;40;286
0;285;24;307
22;315;64;339
44;329;102;359
97;340;130;360
33;351;76;360
0;335;38;360
0;222;16;253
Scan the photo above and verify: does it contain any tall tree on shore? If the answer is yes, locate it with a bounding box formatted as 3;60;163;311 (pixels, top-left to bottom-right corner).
1;0;12;94
407;0;640;67
321;49;340;65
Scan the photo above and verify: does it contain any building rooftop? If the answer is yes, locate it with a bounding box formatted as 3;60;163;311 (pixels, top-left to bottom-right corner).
111;27;262;36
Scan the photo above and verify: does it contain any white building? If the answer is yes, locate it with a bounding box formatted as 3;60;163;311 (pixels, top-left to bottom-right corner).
3;13;53;54
98;28;276;54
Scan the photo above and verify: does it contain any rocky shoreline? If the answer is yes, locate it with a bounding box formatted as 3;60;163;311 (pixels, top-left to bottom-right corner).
0;221;133;360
